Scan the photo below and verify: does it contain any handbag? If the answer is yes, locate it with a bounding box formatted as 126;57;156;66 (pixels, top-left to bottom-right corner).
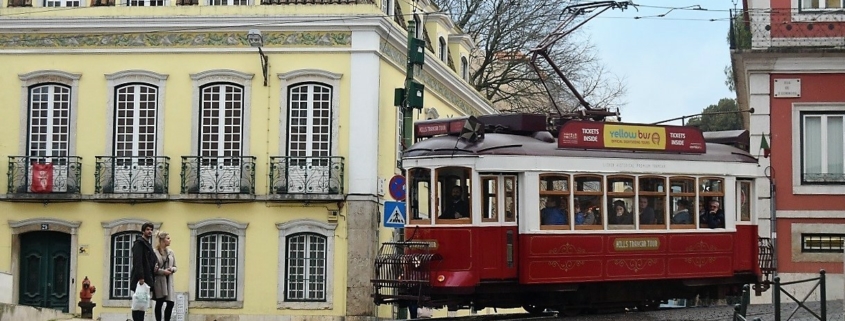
131;282;151;311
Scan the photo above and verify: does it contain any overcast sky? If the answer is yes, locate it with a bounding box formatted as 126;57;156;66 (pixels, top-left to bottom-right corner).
585;0;740;125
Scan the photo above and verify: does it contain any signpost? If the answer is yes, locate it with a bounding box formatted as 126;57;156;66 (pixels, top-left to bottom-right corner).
383;201;406;229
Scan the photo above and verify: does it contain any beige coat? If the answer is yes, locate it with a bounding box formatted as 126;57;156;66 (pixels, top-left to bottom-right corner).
153;248;177;301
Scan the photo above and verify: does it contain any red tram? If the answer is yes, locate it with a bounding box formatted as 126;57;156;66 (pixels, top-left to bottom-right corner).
372;114;771;315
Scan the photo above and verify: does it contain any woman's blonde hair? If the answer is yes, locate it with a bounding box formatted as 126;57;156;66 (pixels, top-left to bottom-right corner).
155;230;169;251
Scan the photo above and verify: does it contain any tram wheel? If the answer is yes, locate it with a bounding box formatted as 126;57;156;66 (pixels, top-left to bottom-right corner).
522;304;545;315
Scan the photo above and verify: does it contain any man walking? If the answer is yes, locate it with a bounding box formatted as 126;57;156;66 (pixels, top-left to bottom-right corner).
131;222;157;321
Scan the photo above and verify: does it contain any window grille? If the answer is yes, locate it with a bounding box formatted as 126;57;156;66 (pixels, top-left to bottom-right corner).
110;232;141;299
285;233;327;301
197;233;238;300
801;234;845;253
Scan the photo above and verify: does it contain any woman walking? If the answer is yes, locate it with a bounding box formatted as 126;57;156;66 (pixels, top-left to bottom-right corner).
153;231;177;321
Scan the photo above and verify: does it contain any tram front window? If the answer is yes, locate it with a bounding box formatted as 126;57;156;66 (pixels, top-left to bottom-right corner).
436;167;472;223
409;168;431;222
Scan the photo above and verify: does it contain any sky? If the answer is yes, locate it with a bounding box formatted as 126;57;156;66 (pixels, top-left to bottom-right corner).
584;0;740;125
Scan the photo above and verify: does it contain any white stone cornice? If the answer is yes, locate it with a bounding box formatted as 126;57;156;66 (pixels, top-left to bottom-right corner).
0;15;389;32
9;217;81;229
426;12;455;31
448;34;475;51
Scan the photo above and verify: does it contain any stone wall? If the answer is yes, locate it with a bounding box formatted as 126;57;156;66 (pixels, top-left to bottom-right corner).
0;273;11;304
0;303;70;321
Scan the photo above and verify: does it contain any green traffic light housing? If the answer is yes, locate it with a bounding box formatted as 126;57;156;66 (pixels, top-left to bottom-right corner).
407;81;424;109
409;38;425;65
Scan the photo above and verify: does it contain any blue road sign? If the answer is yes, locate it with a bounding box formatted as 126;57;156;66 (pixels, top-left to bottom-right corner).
383;201;406;228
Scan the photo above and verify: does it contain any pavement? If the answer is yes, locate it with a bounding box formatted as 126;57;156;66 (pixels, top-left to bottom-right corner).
565;300;844;321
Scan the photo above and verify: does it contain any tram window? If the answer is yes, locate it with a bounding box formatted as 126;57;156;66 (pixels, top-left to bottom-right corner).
700;177;724;194
638;176;666;229
574;175;602;229
699;177;725;228
608;197;634;228
481;176;498;222
436;167;472;223
540;174;571;229
504;176;517;222
669;177;696;229
739;181;751;222
409;168;431;222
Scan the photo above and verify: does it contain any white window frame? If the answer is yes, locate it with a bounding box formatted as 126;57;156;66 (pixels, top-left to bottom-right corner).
800;0;844;10
190;70;253;157
18;71;80;156
276;219;336;309
100;218;160;307
127;0;165;6
461;56;469;80
187;218;247;308
207;0;248;5
792;103;845;194
277;69;340;157
43;0;80;6
438;36;447;62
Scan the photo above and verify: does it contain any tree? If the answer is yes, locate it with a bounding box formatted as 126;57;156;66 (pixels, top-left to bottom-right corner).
431;0;627;114
685;98;743;132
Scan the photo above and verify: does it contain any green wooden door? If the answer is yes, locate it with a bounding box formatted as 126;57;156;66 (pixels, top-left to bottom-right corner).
19;231;70;312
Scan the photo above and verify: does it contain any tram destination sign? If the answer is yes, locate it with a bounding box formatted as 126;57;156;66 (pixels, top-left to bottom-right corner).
557;121;706;153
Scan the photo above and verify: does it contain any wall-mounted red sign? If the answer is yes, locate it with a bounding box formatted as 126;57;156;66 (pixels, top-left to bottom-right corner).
557;121;706;153
415;118;468;137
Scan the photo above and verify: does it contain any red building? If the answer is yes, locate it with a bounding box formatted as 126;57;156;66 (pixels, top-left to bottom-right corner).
732;0;845;302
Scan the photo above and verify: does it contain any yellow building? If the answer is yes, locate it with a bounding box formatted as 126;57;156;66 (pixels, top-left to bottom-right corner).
0;0;496;319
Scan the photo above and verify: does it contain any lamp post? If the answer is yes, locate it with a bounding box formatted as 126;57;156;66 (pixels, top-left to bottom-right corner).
247;29;269;87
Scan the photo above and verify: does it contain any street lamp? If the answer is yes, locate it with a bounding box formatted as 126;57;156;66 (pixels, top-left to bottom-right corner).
247;29;269;87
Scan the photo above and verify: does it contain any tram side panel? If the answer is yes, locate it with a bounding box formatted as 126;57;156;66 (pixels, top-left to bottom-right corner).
733;224;761;276
518;232;745;285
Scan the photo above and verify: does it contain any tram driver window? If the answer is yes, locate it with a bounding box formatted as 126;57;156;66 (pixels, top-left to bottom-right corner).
408;168;432;222
436;167;472;222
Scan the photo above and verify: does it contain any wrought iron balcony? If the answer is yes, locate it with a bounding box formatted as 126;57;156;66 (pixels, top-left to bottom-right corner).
95;156;170;196
180;156;256;195
269;156;344;195
6;156;82;197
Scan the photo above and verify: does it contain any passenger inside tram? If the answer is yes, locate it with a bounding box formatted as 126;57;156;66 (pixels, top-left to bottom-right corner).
700;199;725;228
540;197;567;225
609;200;633;225
671;199;693;224
440;185;469;219
638;197;656;225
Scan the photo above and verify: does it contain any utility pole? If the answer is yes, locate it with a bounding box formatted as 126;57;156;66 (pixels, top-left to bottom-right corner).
394;18;425;169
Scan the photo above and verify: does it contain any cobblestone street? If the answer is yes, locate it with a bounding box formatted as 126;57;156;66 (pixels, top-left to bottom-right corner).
564;300;843;321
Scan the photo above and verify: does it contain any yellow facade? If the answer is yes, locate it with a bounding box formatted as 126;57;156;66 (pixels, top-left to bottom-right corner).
0;0;495;320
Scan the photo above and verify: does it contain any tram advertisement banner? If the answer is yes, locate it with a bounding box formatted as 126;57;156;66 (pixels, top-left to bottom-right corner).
557;121;706;153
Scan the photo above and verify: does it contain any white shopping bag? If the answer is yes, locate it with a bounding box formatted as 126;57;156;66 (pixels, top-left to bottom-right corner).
131;282;151;311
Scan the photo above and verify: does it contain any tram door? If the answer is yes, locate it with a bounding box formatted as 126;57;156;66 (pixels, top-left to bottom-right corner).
479;174;519;279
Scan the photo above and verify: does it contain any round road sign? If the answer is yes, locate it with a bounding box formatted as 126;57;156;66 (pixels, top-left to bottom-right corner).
388;175;406;201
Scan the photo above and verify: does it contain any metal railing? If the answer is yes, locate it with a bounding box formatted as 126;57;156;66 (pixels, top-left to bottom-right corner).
774;270;827;321
372;241;438;306
269;156;344;195
731;9;845;51
95;156;170;194
755;237;776;294
7;156;83;194
180;156;256;194
733;285;762;321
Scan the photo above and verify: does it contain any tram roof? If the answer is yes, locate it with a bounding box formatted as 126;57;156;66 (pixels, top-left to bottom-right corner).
404;133;758;163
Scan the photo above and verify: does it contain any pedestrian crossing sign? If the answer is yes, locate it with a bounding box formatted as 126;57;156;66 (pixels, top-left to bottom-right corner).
383;201;406;228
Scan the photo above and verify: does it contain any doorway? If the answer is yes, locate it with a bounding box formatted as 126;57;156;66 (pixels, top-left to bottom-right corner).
19;231;70;312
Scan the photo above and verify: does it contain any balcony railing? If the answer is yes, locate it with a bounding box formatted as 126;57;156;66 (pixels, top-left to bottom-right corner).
181;156;256;194
95;156;170;194
269;156;344;195
7;156;82;194
731;9;845;51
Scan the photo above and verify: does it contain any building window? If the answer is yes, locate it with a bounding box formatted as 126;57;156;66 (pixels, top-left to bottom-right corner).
110;231;141;299
28;84;71;158
802;113;845;183
461;56;469;80
43;0;79;6
277;219;336;309
200;83;243;160
197;232;238;300
285;233;327;302
208;0;247;4
801;234;845;253
438;37;447;61
288;83;331;162
127;0;163;5
187;218;247;308
801;0;843;10
100;218;160;307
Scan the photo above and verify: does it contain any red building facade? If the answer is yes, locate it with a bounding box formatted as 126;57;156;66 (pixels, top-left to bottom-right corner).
733;0;845;301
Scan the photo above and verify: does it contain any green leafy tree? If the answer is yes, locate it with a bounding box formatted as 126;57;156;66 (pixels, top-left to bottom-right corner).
685;98;743;132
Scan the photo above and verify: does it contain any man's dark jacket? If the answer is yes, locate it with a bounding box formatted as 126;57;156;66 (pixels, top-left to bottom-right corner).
130;235;157;292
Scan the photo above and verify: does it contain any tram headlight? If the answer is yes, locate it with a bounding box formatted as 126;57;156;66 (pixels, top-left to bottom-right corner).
437;275;445;282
